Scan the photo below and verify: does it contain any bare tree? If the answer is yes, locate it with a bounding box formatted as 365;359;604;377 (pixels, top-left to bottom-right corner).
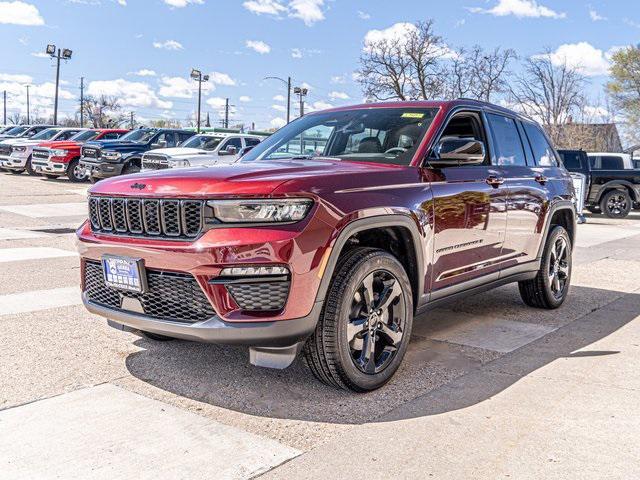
509;52;587;145
356;20;447;101
445;46;516;101
81;95;125;128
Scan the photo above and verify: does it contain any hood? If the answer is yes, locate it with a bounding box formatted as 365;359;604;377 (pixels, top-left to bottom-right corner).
37;140;81;150
0;138;31;146
83;139;144;153
145;147;208;157
89;158;419;197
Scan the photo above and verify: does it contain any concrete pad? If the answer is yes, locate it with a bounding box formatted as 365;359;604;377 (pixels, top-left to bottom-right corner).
0;384;301;480
575;223;640;248
0;286;81;315
66;188;88;197
414;310;556;353
0;227;49;240
0;246;77;263
0;202;87;218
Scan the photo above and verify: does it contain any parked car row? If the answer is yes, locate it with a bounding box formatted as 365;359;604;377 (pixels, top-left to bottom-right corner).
0;125;267;183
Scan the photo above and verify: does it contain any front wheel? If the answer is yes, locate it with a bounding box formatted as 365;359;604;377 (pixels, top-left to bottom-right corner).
8;169;24;175
122;163;140;175
519;225;572;309
304;247;413;392
66;159;86;182
601;189;631;218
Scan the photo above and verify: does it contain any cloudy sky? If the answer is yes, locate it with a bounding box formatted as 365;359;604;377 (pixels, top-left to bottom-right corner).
0;0;636;129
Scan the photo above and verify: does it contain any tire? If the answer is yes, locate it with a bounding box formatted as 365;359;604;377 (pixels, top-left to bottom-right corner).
519;225;572;309
43;174;59;180
122;162;140;175
600;189;631;219
8;169;24;175
586;206;601;214
141;331;175;342
25;156;38;176
66;158;86;182
303;247;413;392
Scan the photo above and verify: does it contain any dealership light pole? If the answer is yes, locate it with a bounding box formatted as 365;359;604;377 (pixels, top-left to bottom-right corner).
79;77;84;128
26;85;30;124
294;86;308;117
45;44;73;125
264;76;291;124
191;68;209;133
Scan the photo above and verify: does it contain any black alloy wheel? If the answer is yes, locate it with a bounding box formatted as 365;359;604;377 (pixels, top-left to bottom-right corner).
601;190;631;218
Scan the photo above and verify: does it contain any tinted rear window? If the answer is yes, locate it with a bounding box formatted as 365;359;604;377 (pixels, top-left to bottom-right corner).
522;123;558;166
486;113;527;166
559;152;583;169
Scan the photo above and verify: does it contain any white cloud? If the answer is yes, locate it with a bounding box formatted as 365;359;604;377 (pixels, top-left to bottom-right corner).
328;91;349;100
153;40;183;50
291;48;303;58
30;52;49;58
357;10;370;20
242;0;326;25
469;0;565;19
115;0;126;5
0;73;32;83
158;76;212;98
131;69;156;77
273;94;285;101
206;97;227;108
364;22;417;50
272;104;286;112
307;100;332;112
87;79;172;109
289;0;324;26
246;39;271;54
330;75;346;84
535;42;615;76
589;8;606;21
239;95;252;102
270;117;286;128
455;18;466;27
243;0;286;15
208;71;236;86
0;1;44;25
162;0;203;6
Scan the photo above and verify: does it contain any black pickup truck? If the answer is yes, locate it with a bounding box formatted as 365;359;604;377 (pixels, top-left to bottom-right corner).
558;149;640;218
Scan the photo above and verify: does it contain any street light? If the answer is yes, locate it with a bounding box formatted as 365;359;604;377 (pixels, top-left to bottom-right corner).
191;68;209;133
44;44;73;125
264;76;291;124
293;86;308;117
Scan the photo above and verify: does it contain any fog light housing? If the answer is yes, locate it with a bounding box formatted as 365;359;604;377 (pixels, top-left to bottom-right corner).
220;265;289;277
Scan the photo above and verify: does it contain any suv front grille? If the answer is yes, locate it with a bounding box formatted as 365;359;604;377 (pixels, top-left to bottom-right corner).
84;260;216;323
88;196;204;239
32;148;50;160
142;154;170;170
82;147;100;159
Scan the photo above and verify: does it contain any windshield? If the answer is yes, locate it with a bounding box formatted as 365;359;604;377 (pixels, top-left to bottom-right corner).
4;126;28;136
242;107;438;166
31;128;62;140
119;129;157;143
180;134;224;150
70;130;99;142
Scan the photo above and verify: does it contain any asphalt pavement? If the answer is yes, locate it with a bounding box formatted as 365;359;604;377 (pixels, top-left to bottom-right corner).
1;171;639;479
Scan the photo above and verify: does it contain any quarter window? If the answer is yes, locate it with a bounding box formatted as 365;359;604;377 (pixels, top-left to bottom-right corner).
522;123;558;167
486;113;527;166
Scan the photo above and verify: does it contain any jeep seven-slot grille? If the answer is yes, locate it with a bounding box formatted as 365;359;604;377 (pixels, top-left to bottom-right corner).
88;196;204;239
84;260;216;323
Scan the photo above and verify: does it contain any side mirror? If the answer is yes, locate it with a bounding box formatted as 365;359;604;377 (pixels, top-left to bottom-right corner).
428;137;485;168
238;146;254;158
220;145;238;156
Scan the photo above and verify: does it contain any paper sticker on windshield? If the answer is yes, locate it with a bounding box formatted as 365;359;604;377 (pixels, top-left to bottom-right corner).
401;112;425;119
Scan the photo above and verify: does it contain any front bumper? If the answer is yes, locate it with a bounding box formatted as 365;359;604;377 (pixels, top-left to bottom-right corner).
80;159;124;179
1;154;27;170
33;158;67;175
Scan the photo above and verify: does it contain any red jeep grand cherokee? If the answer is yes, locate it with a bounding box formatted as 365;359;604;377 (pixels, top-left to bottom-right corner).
77;100;576;391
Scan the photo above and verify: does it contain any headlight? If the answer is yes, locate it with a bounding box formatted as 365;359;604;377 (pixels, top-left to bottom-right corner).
170;159;190;167
207;198;312;223
103;151;122;161
12;146;26;153
50;149;67;157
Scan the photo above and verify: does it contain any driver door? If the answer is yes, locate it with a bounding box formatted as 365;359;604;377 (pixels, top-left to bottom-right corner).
428;110;509;296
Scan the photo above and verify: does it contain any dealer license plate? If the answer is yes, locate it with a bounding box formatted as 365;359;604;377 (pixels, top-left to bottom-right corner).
102;255;146;293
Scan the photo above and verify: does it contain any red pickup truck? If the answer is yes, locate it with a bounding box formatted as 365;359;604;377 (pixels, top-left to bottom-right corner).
77;100;577;391
32;129;129;182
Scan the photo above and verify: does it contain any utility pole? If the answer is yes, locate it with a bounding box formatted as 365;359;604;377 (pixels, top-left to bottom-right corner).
205;111;210;128
264;76;292;123
294;86;308;117
26;85;30;124
130;112;135;129
79;77;84;128
190;68;209;133
3;90;6;125
224;98;229;129
44;45;73;125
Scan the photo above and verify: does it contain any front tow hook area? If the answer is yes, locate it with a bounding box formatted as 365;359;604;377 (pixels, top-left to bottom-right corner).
249;343;305;369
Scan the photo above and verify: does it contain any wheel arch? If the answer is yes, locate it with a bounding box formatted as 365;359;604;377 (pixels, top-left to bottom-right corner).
314;215;425;313
595;180;638;203
538;200;576;258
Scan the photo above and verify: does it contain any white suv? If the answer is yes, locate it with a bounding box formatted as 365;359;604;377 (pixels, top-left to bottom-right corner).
141;133;264;171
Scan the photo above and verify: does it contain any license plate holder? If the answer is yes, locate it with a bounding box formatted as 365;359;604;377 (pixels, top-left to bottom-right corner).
102;255;147;293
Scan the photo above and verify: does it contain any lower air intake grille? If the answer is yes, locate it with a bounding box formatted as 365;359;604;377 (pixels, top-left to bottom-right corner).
84;260;216;323
226;281;290;311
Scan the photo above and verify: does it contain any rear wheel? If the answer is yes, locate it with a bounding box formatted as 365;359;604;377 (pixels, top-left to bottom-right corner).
66;159;86;182
601;189;631;218
25;156;38;176
519;226;572;309
304;247;413;392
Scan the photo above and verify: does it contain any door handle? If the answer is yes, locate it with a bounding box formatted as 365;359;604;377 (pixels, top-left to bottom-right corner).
535;174;548;185
486;175;504;188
